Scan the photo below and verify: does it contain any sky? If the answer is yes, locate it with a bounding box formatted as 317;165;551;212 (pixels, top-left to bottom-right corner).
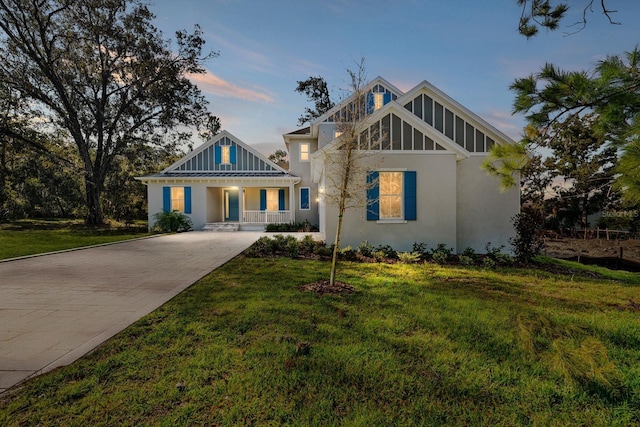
150;0;640;155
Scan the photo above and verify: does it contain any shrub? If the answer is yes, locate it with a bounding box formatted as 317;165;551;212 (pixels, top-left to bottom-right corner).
375;244;398;260
372;250;388;262
431;243;453;265
152;211;192;233
482;256;496;269
245;236;272;257
412;242;429;260
286;239;299;259
338;245;357;261
265;220;319;232
462;247;477;259
398;251;421;264
357;240;375;258
300;234;319;254
485;242;513;266
510;207;545;263
313;245;333;258
458;255;475;266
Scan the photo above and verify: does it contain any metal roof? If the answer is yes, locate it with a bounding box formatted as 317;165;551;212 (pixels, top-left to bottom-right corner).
141;171;297;178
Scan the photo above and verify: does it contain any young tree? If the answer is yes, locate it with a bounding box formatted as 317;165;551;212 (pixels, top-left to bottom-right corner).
0;0;220;224
295;76;335;126
318;60;379;286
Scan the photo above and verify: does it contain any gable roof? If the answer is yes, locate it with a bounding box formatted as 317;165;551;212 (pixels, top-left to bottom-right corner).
303;77;514;157
161;130;289;175
311;76;404;126
397;80;515;148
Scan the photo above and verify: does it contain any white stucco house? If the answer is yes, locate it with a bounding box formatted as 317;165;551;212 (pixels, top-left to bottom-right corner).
138;77;519;252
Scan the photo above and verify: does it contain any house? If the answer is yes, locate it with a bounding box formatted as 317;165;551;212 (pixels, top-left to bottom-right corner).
138;77;519;252
137;131;301;231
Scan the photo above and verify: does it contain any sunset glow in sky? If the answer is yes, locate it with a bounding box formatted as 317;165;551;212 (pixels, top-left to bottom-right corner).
151;0;640;154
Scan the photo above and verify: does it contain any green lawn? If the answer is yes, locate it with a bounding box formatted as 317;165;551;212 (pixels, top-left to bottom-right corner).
1;256;639;425
0;219;149;260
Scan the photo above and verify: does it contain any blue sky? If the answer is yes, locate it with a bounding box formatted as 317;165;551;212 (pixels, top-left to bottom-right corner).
151;0;640;155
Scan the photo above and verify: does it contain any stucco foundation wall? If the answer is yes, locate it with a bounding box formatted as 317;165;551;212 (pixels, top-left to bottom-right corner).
323;152;458;252
456;156;519;253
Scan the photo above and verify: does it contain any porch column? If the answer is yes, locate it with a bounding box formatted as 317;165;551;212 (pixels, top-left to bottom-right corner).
238;185;243;223
289;182;295;223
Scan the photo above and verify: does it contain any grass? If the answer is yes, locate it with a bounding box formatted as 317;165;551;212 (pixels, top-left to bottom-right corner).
1;256;639;425
0;219;150;260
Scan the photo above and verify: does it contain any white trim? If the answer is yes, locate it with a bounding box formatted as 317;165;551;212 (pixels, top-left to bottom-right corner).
376;219;407;224
300;142;310;162
299;187;311;210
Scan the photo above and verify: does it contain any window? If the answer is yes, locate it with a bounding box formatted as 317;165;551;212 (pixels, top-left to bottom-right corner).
300;143;310;161
221;146;230;164
171;187;185;212
300;187;310;210
366;171;416;221
374;93;384;111
380;172;403;219
215;145;236;164
163;186;191;214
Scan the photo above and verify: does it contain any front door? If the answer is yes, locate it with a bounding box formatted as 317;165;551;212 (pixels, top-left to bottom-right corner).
224;189;239;221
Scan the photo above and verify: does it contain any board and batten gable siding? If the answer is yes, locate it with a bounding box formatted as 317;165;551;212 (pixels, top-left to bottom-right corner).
172;136;280;173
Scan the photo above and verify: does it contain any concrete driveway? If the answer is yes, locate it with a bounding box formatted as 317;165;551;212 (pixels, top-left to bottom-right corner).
0;231;263;394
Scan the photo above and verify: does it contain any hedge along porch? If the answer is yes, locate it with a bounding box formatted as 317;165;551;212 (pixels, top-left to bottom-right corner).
138;131;300;230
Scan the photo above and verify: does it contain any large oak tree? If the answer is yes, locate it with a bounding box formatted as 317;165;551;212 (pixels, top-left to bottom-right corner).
0;0;220;224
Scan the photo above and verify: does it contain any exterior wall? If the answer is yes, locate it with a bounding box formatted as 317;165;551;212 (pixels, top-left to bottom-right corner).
322;152;458;252
456;156;520;252
206;187;223;223
287;137;320;226
317;123;339;148
147;182;296;230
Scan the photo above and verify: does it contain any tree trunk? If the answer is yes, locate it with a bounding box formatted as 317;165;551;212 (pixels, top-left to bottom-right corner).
330;203;345;287
329;143;354;287
84;176;104;225
0;137;6;213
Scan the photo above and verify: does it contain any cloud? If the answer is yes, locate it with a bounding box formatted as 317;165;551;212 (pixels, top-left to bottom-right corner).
188;71;275;103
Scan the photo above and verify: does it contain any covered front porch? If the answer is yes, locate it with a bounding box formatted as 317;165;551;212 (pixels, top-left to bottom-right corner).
206;185;295;225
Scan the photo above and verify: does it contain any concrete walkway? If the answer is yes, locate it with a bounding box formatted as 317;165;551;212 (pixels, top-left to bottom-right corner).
0;231;264;394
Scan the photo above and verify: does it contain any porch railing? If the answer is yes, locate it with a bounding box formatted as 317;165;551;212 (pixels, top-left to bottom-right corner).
243;210;291;224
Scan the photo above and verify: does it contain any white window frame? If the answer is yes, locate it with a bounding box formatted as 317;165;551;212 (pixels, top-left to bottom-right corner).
170;187;185;213
300;143;310;162
374;93;384;111
300;187;310;210
378;171;403;220
221;145;231;164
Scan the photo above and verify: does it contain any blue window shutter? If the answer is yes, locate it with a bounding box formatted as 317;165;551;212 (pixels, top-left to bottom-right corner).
366;171;379;220
162;187;171;212
404;171;417;220
214;145;221;164
383;93;391;106
260;189;266;211
184;186;192;214
366;92;374;114
230;146;237;164
278;189;285;210
300;188;310;210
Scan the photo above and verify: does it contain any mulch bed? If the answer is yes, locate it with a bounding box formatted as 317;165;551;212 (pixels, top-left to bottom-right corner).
299;280;355;295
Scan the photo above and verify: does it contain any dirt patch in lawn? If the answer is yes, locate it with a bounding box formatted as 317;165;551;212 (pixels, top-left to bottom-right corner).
299;280;355;295
543;238;640;263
